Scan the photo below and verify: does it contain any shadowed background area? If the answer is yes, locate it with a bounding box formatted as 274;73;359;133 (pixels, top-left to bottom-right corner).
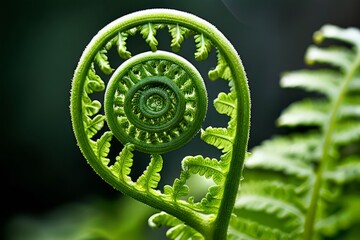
1;0;359;239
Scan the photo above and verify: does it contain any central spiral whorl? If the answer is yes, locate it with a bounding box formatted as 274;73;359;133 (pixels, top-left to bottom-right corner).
124;76;185;132
105;51;207;154
143;90;167;113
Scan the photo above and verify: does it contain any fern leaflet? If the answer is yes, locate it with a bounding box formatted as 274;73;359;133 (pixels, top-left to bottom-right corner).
136;154;163;191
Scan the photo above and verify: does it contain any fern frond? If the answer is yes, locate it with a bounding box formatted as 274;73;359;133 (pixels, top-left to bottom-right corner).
85;64;105;94
332;120;360;145
82;96;102;117
166;224;204;240
149;212;203;240
277;99;329;127
140;23;163;51
164;173;189;201
136;154;163;191
208;50;232;81
340;96;360;118
305;45;355;71
94;48;113;74
110;143;135;183
115;31;132;59
194;33;212;61
70;9;251;240
233;195;304;233
182;155;224;184
92;131;113;166
200;127;233;153
349;73;360;92
249;133;321;163
316;195;360;237
235;193;305;222
237;24;360;240
84;115;106;139
235;180;305;232
313;24;360;50
198;185;222;210
229;217;297;240
280;69;340;98
245;143;314;179
239;180;307;212
213;91;237;117
168;24;190;52
149;211;182;228
218;150;233;169
325;156;360;184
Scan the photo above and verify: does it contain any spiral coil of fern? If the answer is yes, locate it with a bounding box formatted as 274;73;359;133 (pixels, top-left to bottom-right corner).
71;9;250;239
105;51;207;154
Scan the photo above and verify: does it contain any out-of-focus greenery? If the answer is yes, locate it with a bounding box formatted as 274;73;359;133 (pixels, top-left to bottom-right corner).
5;196;159;240
5;175;212;240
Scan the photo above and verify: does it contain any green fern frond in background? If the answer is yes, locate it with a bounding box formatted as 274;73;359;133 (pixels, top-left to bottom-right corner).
232;25;360;240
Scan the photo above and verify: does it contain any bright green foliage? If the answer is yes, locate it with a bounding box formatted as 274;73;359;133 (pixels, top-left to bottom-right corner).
277;99;329;127
140;23;163;51
194;33;212;61
198;185;223;210
182;155;224;184
149;212;183;230
163;175;190;201
213;91;237;117
201;127;234;153
168;24;191;52
112;143;135;183
71;9;250;240
85;64;106;93
149;212;203;240
208;50;232;81
94;48;114;74
91;131;113;166
71;9;360;239
325;156;360;184
6;196;158;240
114;31;134;59
135;154;163;191
232;25;360;239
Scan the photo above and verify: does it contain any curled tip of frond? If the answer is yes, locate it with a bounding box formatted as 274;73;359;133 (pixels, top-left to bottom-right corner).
313;31;325;45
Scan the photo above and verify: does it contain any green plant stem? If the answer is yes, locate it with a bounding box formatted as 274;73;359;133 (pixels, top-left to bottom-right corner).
303;54;360;239
212;59;250;239
199;26;250;240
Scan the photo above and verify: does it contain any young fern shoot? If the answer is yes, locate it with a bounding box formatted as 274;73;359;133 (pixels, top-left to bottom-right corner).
70;9;250;240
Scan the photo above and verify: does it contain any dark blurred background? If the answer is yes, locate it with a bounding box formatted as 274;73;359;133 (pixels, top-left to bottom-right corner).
1;0;359;239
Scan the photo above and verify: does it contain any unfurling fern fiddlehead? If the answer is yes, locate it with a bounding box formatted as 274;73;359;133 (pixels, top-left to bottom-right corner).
70;9;250;239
